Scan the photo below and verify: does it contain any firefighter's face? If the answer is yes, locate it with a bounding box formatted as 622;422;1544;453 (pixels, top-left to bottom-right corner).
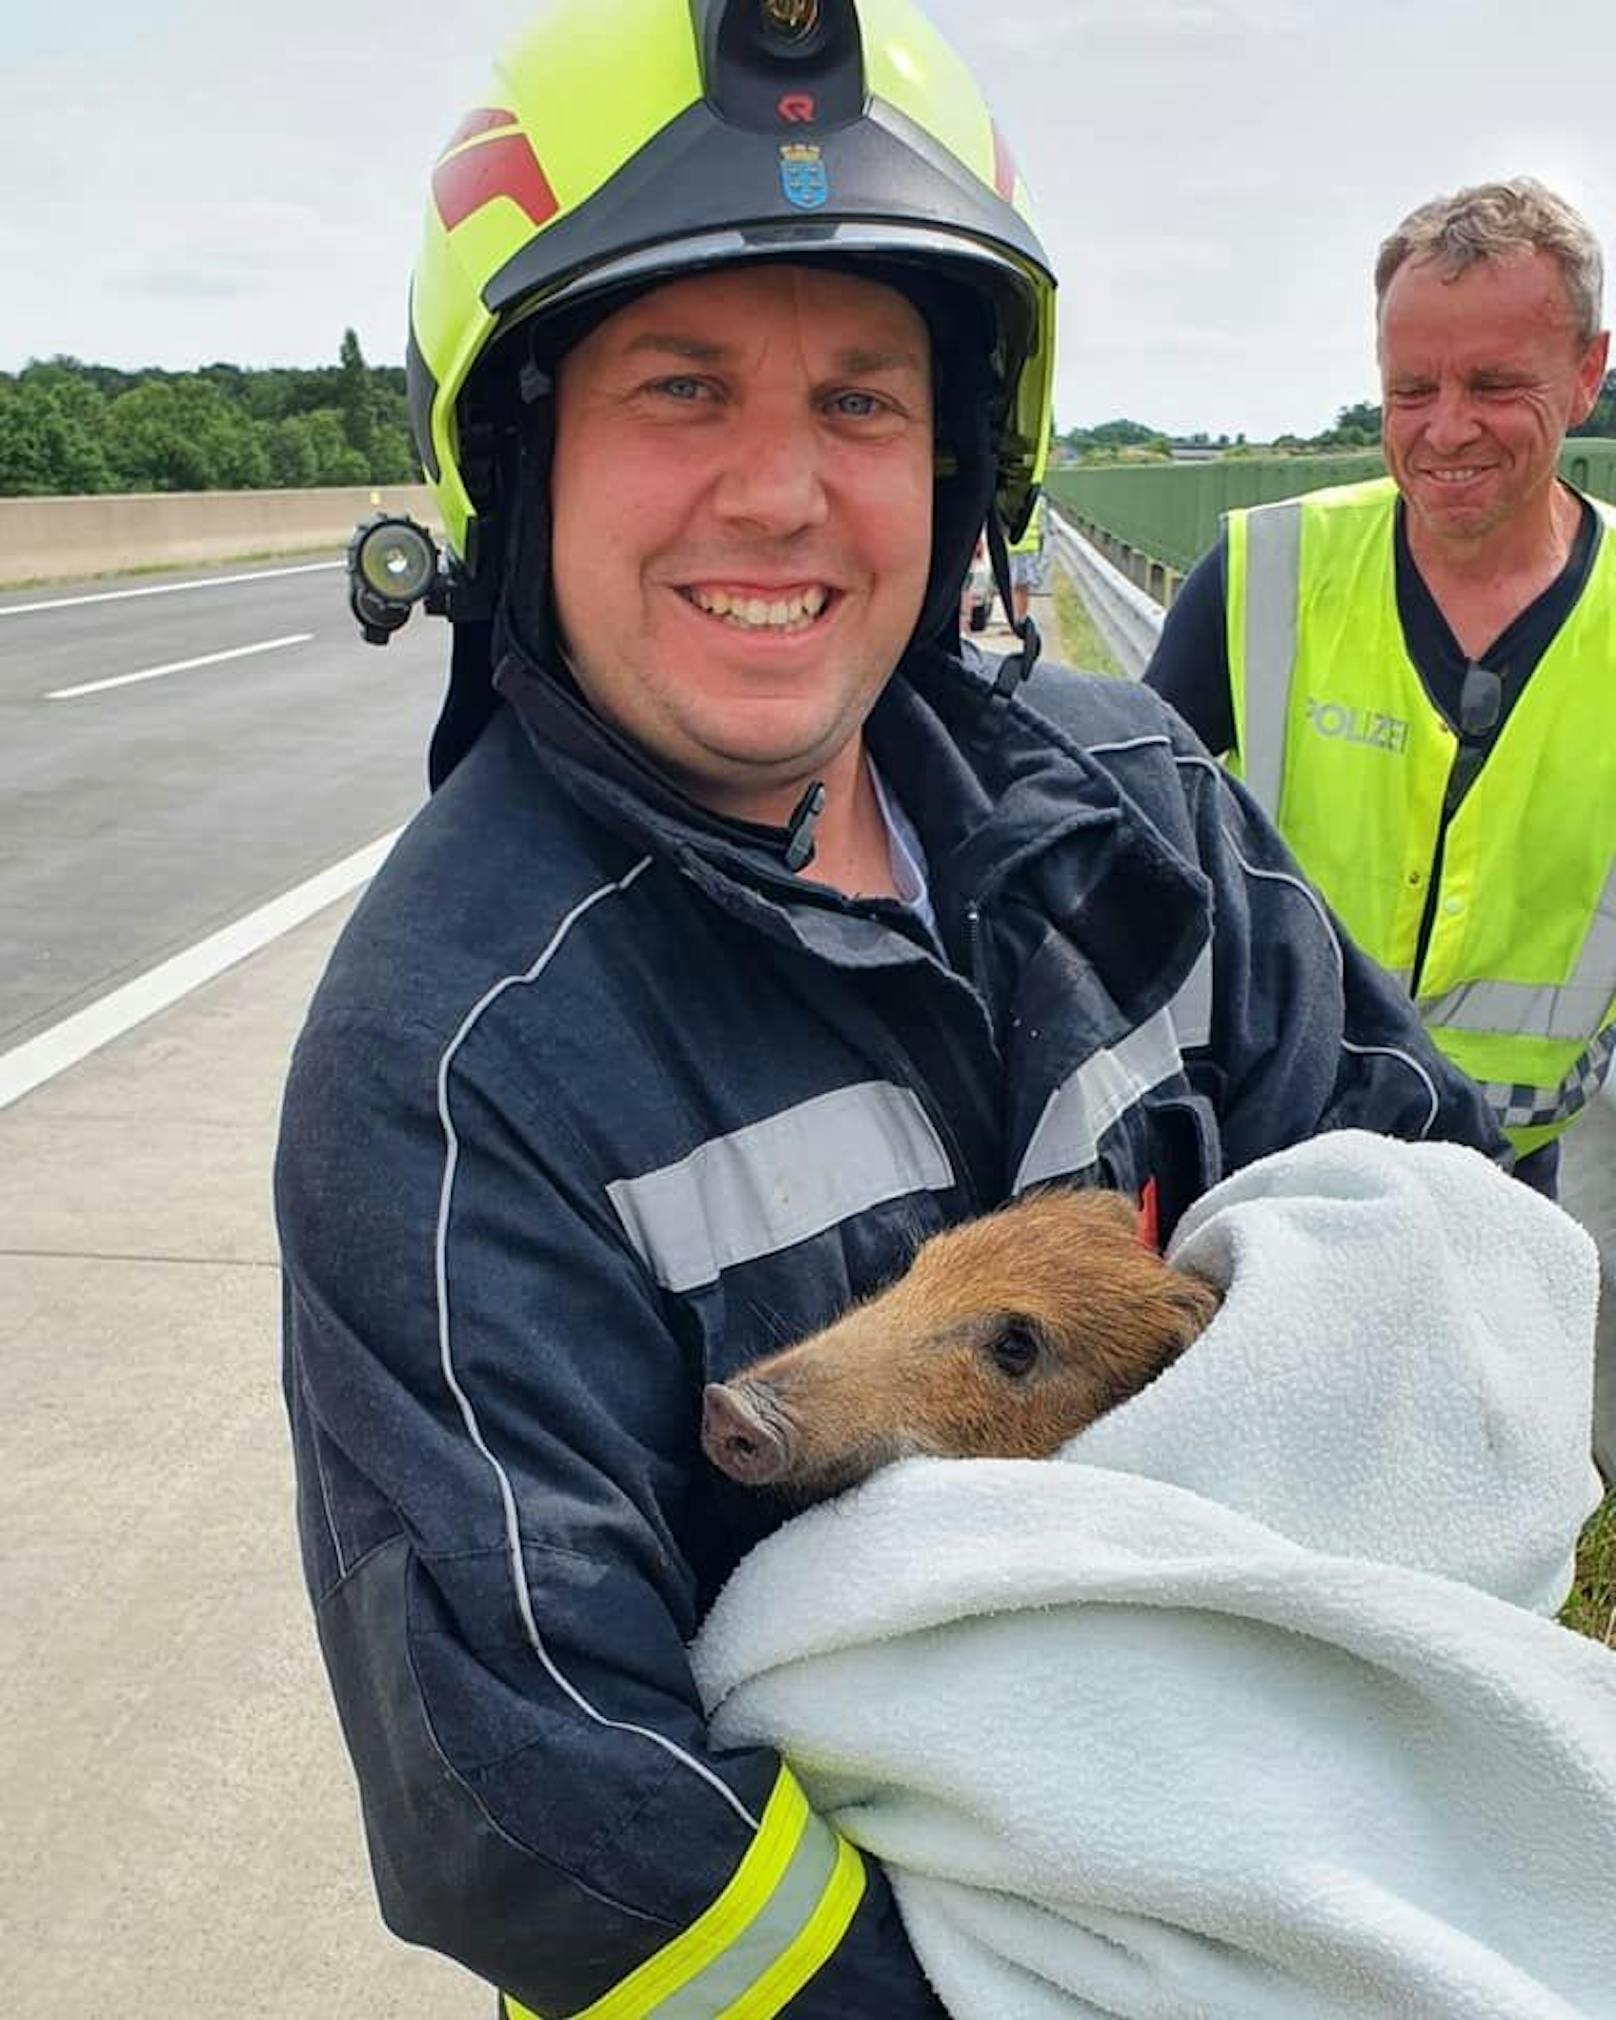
549;263;934;824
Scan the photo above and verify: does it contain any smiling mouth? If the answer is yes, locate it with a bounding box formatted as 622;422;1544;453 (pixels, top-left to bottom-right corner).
1422;467;1494;486
678;584;835;634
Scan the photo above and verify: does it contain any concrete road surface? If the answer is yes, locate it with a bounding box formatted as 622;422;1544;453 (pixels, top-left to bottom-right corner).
0;900;478;2016
0;556;441;1050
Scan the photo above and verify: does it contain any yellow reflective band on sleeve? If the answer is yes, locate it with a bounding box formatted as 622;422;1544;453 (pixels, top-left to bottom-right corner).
721;1833;864;2020
502;1767;866;2020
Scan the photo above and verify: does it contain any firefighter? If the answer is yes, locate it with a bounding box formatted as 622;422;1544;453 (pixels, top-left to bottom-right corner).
277;5;1506;2014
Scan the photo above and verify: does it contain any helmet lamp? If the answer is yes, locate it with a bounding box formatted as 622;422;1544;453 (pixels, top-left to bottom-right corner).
347;514;444;645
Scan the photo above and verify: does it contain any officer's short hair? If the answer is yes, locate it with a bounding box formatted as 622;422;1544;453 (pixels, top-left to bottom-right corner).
1375;177;1605;347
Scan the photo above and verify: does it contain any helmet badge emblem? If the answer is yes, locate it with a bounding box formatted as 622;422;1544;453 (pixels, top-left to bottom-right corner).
777;92;816;124
762;0;820;38
779;142;829;210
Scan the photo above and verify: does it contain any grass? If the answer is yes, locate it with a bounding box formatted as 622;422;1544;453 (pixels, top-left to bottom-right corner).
1049;564;1124;679
1564;1491;1616;1646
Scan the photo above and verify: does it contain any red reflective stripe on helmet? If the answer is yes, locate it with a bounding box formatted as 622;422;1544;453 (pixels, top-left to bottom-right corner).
433;133;560;233
442;106;519;153
990;121;1017;202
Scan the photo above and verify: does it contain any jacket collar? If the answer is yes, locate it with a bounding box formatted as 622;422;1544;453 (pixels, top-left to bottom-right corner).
490;638;1207;988
497;637;1121;853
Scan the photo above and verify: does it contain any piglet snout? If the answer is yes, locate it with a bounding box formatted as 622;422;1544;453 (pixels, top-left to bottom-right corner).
702;1382;791;1486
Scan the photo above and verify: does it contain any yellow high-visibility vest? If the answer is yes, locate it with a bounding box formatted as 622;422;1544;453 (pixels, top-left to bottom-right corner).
1225;475;1616;1155
1009;499;1046;556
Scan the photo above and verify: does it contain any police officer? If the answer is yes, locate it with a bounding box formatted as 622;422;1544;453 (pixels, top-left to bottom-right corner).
276;6;1506;2014
1146;178;1615;1199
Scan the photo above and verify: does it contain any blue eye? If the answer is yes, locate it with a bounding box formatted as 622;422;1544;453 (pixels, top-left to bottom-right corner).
655;377;709;402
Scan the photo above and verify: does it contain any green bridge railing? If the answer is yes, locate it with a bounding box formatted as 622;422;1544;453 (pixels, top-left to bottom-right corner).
1044;439;1616;581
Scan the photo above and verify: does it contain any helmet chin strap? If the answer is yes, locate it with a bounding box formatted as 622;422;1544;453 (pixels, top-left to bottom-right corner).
983;507;1041;701
428;346;558;789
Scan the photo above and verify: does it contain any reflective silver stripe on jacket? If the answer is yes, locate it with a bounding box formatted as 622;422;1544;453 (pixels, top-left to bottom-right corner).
1011;953;1210;1194
1238;499;1304;816
1421;860;1616;1041
1170;942;1214;1051
607;1081;953;1294
1475;1022;1616;1133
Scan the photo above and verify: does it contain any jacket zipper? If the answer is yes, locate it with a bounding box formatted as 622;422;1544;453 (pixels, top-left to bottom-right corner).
964;901;989;1001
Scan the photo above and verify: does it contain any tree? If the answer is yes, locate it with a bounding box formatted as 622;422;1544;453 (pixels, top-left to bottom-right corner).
0;339;421;493
0;374;115;494
1058;416;1177;462
267;414;320;488
338;327;378;462
303;406;372;485
1334;400;1382;436
104;377;269;491
367;421;419;484
1090;419;1161;446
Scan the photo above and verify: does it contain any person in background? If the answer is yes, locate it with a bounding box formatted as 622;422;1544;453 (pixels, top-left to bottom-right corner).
275;7;1508;2015
1008;491;1047;627
1145;178;1614;1203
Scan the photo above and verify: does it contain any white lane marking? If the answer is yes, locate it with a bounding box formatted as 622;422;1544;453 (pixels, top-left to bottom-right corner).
0;560;342;618
46;633;313;699
0;829;401;1114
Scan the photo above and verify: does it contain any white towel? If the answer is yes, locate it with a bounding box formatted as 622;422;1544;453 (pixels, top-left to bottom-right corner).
692;1133;1616;2020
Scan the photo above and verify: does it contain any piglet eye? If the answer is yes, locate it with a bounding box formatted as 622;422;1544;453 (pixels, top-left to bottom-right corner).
989;1325;1040;1379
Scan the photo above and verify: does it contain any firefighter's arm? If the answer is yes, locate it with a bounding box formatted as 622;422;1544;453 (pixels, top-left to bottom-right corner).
275;1008;946;2019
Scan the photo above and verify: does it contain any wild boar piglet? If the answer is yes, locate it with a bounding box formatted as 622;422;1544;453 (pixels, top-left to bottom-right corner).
701;1186;1220;1503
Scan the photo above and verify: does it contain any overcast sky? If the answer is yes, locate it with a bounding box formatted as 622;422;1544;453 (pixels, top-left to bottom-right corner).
3;0;1612;439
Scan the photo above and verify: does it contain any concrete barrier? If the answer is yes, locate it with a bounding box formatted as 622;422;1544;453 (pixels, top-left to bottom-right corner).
0;484;441;587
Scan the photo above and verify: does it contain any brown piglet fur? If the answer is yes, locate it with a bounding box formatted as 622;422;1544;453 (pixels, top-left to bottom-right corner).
701;1186;1221;1503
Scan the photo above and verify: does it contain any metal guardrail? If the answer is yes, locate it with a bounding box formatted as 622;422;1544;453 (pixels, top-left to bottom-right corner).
1046;508;1165;681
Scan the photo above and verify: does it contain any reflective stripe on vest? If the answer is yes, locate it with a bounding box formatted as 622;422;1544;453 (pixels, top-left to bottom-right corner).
1469;1021;1616;1148
1421;856;1616;1040
502;1768;864;2020
1226;479;1616;1149
1232;495;1303;815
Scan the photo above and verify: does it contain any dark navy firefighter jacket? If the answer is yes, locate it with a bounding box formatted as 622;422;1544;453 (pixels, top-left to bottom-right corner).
276;639;1505;2019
